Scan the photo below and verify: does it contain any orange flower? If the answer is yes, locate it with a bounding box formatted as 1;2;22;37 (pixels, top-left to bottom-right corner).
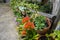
24;22;35;29
22;16;30;23
21;30;26;35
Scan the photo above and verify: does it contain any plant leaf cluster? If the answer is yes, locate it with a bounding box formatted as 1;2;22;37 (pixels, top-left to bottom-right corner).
34;15;46;30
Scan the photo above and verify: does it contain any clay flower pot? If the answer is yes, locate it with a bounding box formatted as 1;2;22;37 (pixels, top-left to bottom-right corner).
37;17;51;35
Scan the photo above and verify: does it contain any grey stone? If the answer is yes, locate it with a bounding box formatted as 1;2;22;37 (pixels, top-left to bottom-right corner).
0;4;18;40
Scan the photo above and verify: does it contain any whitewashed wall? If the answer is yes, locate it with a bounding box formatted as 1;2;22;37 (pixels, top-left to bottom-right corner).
52;0;60;15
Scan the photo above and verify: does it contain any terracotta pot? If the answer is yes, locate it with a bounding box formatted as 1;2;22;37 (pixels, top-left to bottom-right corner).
37;17;51;35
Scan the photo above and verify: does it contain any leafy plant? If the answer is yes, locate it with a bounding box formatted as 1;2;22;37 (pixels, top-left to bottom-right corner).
34;15;46;30
20;16;39;40
24;29;38;40
46;30;60;40
10;0;52;13
18;6;34;17
39;2;52;13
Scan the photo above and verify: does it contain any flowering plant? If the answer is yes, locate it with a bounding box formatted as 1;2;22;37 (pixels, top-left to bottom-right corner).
22;16;30;23
20;16;39;40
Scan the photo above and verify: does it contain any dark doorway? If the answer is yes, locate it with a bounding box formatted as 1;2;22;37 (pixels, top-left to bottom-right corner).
3;0;6;3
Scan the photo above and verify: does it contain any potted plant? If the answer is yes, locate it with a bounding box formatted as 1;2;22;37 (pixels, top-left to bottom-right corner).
34;14;51;35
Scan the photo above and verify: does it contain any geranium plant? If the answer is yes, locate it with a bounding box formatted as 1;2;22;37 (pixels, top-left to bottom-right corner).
20;16;39;40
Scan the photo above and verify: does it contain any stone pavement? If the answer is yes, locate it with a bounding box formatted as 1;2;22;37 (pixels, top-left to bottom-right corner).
0;4;18;40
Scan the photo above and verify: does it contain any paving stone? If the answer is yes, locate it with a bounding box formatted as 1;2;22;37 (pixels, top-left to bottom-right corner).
0;4;18;40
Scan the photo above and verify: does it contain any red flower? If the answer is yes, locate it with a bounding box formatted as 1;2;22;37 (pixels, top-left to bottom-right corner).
24;22;35;29
21;30;26;35
22;16;30;23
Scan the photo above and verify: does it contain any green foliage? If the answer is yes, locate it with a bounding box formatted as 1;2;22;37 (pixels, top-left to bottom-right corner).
52;30;60;40
10;0;39;10
39;2;52;13
46;30;60;40
10;0;52;13
16;18;22;23
24;29;39;40
34;15;46;30
14;11;22;17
